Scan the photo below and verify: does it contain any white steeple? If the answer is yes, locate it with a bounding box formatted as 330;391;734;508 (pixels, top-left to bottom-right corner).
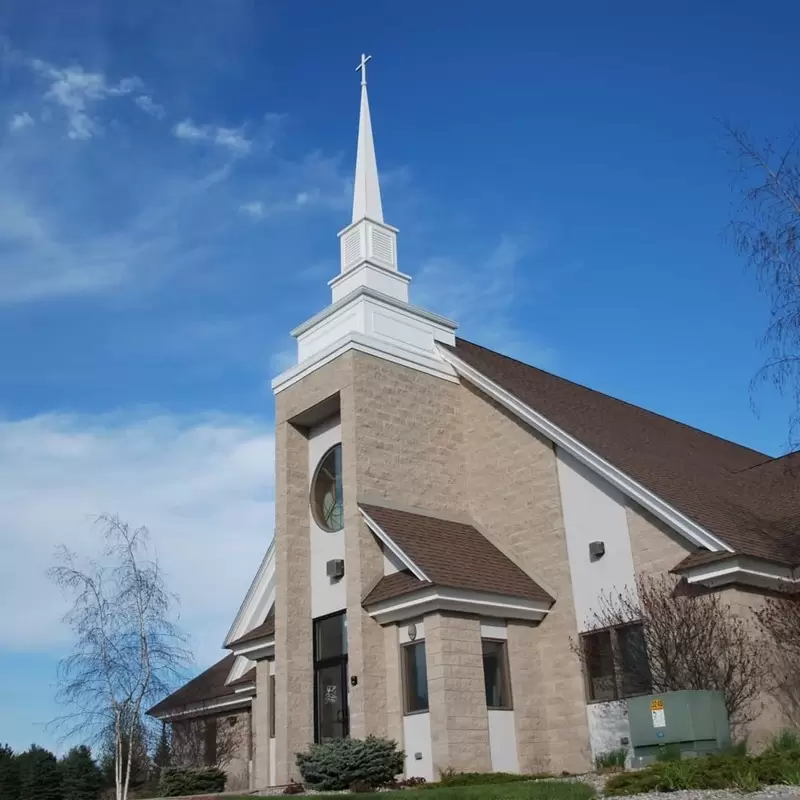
331;54;407;304
352;54;384;224
272;54;458;395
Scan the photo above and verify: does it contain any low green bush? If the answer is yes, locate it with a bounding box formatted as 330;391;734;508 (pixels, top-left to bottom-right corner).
295;735;404;790
766;730;800;757
157;765;226;796
432;771;547;787
655;744;682;763
605;749;800;796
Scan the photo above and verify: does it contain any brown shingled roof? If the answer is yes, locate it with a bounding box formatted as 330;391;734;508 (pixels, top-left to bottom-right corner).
148;654;254;717
445;338;799;567
227;607;275;648
360;504;552;605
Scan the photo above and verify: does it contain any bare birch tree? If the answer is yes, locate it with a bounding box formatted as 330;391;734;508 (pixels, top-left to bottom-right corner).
756;591;800;726
49;515;191;800
724;122;800;446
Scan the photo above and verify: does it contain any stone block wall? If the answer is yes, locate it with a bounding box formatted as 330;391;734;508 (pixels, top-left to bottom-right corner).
425;612;491;773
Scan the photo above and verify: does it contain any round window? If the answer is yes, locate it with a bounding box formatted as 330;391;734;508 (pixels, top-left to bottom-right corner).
311;444;344;532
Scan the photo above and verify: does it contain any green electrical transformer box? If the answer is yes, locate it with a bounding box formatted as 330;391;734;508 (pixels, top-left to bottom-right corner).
627;690;731;765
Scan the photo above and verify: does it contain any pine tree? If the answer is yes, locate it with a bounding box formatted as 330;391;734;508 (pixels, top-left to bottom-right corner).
18;744;63;800
60;745;104;800
153;724;172;770
0;743;21;800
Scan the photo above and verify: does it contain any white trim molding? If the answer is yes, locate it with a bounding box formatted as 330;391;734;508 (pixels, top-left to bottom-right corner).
224;541;275;685
150;694;254;722
366;586;551;624
680;555;799;590
359;507;431;582
228;636;275;662
439;346;734;555
273;288;458;394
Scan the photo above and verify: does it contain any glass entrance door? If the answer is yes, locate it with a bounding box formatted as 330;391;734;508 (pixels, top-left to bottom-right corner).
315;660;348;741
313;612;349;742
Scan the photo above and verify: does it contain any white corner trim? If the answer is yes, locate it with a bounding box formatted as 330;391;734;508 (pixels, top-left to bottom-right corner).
439;346;734;555
224;540;275;648
273;331;458;394
151;694;253;722
682;555;799;589
367;586;551;624
359;508;431;582
292;286;456;338
229;637;275;661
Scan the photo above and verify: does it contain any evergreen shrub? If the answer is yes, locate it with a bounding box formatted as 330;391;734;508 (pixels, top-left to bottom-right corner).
296;736;404;790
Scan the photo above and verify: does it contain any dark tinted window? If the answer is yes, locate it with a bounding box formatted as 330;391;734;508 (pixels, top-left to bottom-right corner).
403;642;429;713
583;629;617;701
482;640;512;709
315;612;347;661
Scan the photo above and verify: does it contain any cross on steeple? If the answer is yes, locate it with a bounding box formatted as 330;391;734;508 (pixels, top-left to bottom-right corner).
355;53;372;87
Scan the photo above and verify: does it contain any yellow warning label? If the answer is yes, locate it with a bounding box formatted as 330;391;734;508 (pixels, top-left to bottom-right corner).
650;699;664;711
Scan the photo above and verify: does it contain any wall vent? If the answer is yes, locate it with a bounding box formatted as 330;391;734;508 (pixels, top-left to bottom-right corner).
371;228;394;265
326;559;345;580
343;230;361;267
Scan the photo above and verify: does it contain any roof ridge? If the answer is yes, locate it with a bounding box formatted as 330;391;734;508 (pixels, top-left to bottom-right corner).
452;337;769;461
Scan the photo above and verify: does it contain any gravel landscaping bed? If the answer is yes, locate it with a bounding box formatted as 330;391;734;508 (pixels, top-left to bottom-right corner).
604;788;800;800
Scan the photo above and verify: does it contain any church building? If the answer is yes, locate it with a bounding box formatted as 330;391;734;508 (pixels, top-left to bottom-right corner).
148;56;798;791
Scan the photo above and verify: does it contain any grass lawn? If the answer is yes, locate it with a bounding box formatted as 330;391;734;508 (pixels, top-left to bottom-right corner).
224;780;594;800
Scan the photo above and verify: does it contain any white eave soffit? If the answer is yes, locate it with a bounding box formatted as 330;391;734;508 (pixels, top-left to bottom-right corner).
438;345;735;557
680;555;799;591
366;586;551;625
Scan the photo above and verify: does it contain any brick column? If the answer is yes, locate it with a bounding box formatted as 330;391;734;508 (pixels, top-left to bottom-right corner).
342;381;388;739
274;418;313;783
253;660;271;788
426;612;491;774
507;621;548;773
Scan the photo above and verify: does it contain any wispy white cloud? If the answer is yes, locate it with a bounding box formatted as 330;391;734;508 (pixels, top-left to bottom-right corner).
0;411;274;664
173;118;251;155
134;94;165;118
30;59;140;140
414;234;556;366
8;111;33;131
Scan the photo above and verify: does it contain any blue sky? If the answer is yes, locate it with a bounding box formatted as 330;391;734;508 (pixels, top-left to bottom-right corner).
1;0;798;753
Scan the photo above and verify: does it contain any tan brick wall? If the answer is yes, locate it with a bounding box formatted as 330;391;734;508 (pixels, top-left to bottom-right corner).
626;502;693;577
351;352;465;513
425;612;491;774
171;710;252;791
253;660;271;788
461;382;591;774
718;586;788;748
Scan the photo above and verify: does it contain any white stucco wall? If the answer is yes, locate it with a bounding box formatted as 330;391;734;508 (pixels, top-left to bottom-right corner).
309;416;346;619
398;621;432;780
479;620;518;772
586;702;631;764
383;544;405;576
488;710;519;772
556;447;637;632
556;447;637;763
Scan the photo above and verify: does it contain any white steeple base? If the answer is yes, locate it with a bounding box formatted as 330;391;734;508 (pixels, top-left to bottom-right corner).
271;55;459;395
271;287;458;394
